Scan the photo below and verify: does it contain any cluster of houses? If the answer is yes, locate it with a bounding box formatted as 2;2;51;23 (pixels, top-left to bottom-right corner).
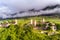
30;18;57;31
0;18;58;35
30;18;57;35
0;19;18;27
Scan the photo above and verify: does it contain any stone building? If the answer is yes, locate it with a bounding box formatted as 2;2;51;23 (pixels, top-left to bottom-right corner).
0;21;10;27
41;18;46;23
51;23;57;31
30;19;37;26
11;19;18;25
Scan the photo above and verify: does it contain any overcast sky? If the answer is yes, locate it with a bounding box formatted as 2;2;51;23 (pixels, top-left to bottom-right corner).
0;0;60;18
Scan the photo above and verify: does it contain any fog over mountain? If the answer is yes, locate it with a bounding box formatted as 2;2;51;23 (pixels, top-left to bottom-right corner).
0;0;60;19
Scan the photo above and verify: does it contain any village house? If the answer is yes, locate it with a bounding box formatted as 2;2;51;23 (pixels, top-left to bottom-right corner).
30;18;57;32
0;21;10;27
42;22;50;30
0;19;18;27
41;18;46;24
30;19;40;30
11;19;18;25
48;24;57;36
50;23;57;31
30;18;46;26
0;23;3;27
30;19;37;26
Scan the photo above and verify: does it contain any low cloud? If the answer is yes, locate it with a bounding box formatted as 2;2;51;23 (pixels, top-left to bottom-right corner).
0;0;60;19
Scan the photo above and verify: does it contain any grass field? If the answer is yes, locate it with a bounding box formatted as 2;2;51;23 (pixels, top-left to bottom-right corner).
0;16;60;40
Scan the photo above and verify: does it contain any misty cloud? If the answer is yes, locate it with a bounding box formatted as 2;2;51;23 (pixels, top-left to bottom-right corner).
0;0;60;19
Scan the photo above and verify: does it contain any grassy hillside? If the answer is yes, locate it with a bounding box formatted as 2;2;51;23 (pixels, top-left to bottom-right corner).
0;16;60;40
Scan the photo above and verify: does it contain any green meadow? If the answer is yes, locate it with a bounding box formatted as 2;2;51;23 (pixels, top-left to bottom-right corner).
0;16;60;40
